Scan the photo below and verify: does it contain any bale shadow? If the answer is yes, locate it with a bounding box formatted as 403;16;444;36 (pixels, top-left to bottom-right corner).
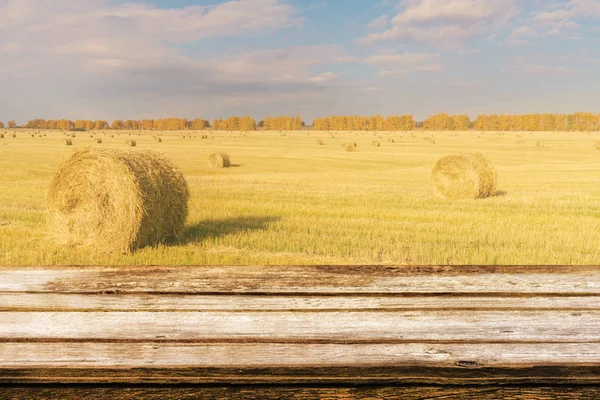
229;164;243;168
179;215;280;245
493;190;508;197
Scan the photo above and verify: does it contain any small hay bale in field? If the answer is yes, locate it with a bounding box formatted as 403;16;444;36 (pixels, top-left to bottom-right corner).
388;138;395;143
0;134;4;139
209;152;231;168
344;142;357;152
95;138;103;144
595;142;600;150
316;138;324;145
126;140;136;147
372;140;380;147
431;153;497;200
536;141;544;148
48;148;189;254
63;139;73;146
156;137;162;143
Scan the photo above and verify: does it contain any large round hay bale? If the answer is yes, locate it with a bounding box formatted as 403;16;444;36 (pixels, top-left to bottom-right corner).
63;139;73;146
126;140;136;147
48;148;189;253
95;138;103;144
431;153;497;200
372;141;380;147
209;152;231;168
344;142;357;152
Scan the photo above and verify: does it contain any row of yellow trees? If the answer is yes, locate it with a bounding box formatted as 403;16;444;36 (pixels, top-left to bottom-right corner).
422;113;472;131
212;116;257;131
312;115;416;131
262;116;304;130
473;113;600;131
4;113;600;132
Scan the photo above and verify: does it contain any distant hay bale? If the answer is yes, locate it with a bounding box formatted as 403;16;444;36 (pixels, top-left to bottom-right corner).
431;153;497;200
388;138;395;143
536;141;544;148
48;148;189;254
344;142;357;152
517;140;525;145
316;138;324;145
63;139;73;146
95;138;103;144
126;140;137;147
156;137;162;143
0;134;4;139
209;152;231;168
372;141;380;147
595;142;600;150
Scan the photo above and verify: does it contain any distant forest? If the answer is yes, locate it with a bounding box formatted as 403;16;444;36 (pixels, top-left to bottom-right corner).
1;112;599;132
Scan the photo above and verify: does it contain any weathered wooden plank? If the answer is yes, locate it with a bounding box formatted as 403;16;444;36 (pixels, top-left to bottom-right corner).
1;293;598;311
1;265;599;294
2;342;600;368
1;386;599;400
0;311;597;342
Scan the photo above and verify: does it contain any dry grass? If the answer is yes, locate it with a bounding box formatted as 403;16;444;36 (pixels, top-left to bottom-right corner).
47;148;189;254
3;129;600;265
431;153;497;200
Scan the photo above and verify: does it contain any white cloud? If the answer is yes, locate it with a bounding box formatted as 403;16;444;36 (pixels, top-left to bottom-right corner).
359;0;519;47
364;52;443;75
367;15;389;31
309;72;339;82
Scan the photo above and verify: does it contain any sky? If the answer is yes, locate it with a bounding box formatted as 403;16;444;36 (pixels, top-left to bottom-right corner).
0;0;599;124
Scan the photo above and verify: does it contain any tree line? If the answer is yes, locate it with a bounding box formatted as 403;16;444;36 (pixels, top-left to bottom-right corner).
2;113;600;132
312;115;416;131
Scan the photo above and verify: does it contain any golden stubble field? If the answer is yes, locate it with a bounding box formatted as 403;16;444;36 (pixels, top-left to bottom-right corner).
1;129;600;265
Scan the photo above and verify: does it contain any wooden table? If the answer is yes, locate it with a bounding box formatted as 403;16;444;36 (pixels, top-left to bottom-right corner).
0;265;599;399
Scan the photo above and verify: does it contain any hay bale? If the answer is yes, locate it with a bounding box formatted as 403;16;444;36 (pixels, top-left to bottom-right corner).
344;142;357;152
95;138;103;144
0;134;4;139
431;153;497;200
536;141;544;148
372;141;380;147
209;152;231;168
156;137;162;143
126;140;136;147
48;148;189;254
388;138;395;143
517;140;525;145
316;138;324;145
595;142;600;150
63;139;73;146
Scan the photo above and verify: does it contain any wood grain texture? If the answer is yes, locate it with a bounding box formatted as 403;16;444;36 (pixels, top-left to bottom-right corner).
1;310;598;342
1;265;600;294
2;386;600;400
2;293;599;311
1;264;599;388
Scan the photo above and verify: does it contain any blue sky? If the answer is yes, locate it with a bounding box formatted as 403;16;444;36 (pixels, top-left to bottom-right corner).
0;0;598;123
